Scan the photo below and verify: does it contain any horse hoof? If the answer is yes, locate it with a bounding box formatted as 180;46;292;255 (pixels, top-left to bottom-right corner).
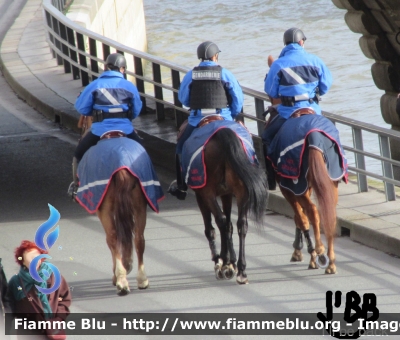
117;286;130;296
138;279;149;289
290;255;303;262
325;266;337;275
215;268;223;280
308;262;318;270
222;265;235;280
236;274;249;285
214;259;223;280
316;254;329;269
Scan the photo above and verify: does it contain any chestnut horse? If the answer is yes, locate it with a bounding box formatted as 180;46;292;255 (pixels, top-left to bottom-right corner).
76;116;150;295
280;148;339;274
191;127;268;284
265;107;340;275
265;54;340;274
96;168;149;295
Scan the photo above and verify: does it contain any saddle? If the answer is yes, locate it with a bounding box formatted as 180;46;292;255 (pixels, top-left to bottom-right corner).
177;115;224;141
290;108;315;118
100;130;126;140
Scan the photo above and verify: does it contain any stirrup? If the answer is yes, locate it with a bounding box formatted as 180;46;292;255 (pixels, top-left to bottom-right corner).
168;180;187;200
67;181;78;201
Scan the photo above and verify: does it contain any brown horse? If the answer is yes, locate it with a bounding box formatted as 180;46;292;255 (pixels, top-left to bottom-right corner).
265;54;340;274
76;118;153;295
265;107;341;274
190;126;268;284
278;148;339;274
96;168;149;295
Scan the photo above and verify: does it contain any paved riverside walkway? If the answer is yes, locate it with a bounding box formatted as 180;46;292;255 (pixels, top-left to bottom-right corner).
1;0;400;259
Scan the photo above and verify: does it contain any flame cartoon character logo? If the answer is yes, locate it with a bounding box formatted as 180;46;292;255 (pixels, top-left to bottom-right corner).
29;204;62;294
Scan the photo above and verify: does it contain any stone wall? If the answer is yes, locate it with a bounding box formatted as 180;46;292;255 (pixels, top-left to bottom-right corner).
66;0;147;82
332;0;400;177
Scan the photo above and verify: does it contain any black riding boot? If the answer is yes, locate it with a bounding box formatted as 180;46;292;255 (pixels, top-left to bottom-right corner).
263;144;276;191
168;154;188;200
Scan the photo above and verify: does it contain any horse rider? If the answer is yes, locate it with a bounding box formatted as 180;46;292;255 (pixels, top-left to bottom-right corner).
68;52;143;198
262;27;333;190
168;41;244;200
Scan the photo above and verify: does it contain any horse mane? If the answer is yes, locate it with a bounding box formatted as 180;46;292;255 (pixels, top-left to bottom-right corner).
113;169;135;270
213;128;268;226
307;147;337;239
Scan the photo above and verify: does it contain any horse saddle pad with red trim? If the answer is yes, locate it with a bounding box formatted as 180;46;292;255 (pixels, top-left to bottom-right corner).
76;137;164;213
181;120;258;189
268;114;348;195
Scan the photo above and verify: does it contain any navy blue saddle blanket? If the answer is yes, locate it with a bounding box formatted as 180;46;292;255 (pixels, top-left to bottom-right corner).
181;120;257;189
76;137;164;213
268;114;348;195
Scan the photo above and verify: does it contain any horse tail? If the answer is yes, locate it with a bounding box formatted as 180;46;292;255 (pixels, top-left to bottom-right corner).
113;169;135;270
214;128;268;225
307;147;336;240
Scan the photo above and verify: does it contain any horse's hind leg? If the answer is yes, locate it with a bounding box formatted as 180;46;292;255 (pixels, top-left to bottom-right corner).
221;194;237;280
97;190;128;289
301;192;327;270
132;185;149;289
281;188;319;268
195;192;223;279
235;201;249;285
324;182;339;274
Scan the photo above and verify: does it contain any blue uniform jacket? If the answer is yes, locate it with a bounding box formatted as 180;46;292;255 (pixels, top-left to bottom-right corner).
75;70;142;136
264;44;332;119
178;61;244;127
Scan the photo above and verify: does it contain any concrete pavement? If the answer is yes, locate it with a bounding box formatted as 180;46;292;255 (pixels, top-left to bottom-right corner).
1;0;400;262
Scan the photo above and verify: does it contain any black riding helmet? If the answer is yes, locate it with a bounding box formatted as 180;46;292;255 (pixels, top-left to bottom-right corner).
283;28;307;45
197;41;221;60
105;53;127;70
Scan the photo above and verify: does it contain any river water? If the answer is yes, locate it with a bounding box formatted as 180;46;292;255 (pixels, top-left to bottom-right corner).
142;0;387;173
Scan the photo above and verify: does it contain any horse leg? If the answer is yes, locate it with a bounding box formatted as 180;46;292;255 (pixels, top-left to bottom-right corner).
221;194;237;280
96;192;129;290
300;191;326;270
195;192;223;279
280;188;310;264
235;202;249;285
132;185;149;289
324;182;339;274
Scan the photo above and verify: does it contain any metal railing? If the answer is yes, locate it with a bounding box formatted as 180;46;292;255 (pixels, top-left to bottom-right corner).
42;0;400;201
51;0;68;12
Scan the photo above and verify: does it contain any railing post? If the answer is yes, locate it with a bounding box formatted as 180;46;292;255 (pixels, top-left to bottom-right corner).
58;22;71;74
102;44;110;64
44;11;56;59
171;69;184;127
51;16;63;66
255;98;265;137
152;63;165;121
352;127;368;192
134;56;146;114
88;37;99;81
76;33;89;86
66;27;80;80
379;135;396;201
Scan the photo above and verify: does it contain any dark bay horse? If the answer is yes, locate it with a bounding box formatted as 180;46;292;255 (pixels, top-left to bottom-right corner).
186;124;268;284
